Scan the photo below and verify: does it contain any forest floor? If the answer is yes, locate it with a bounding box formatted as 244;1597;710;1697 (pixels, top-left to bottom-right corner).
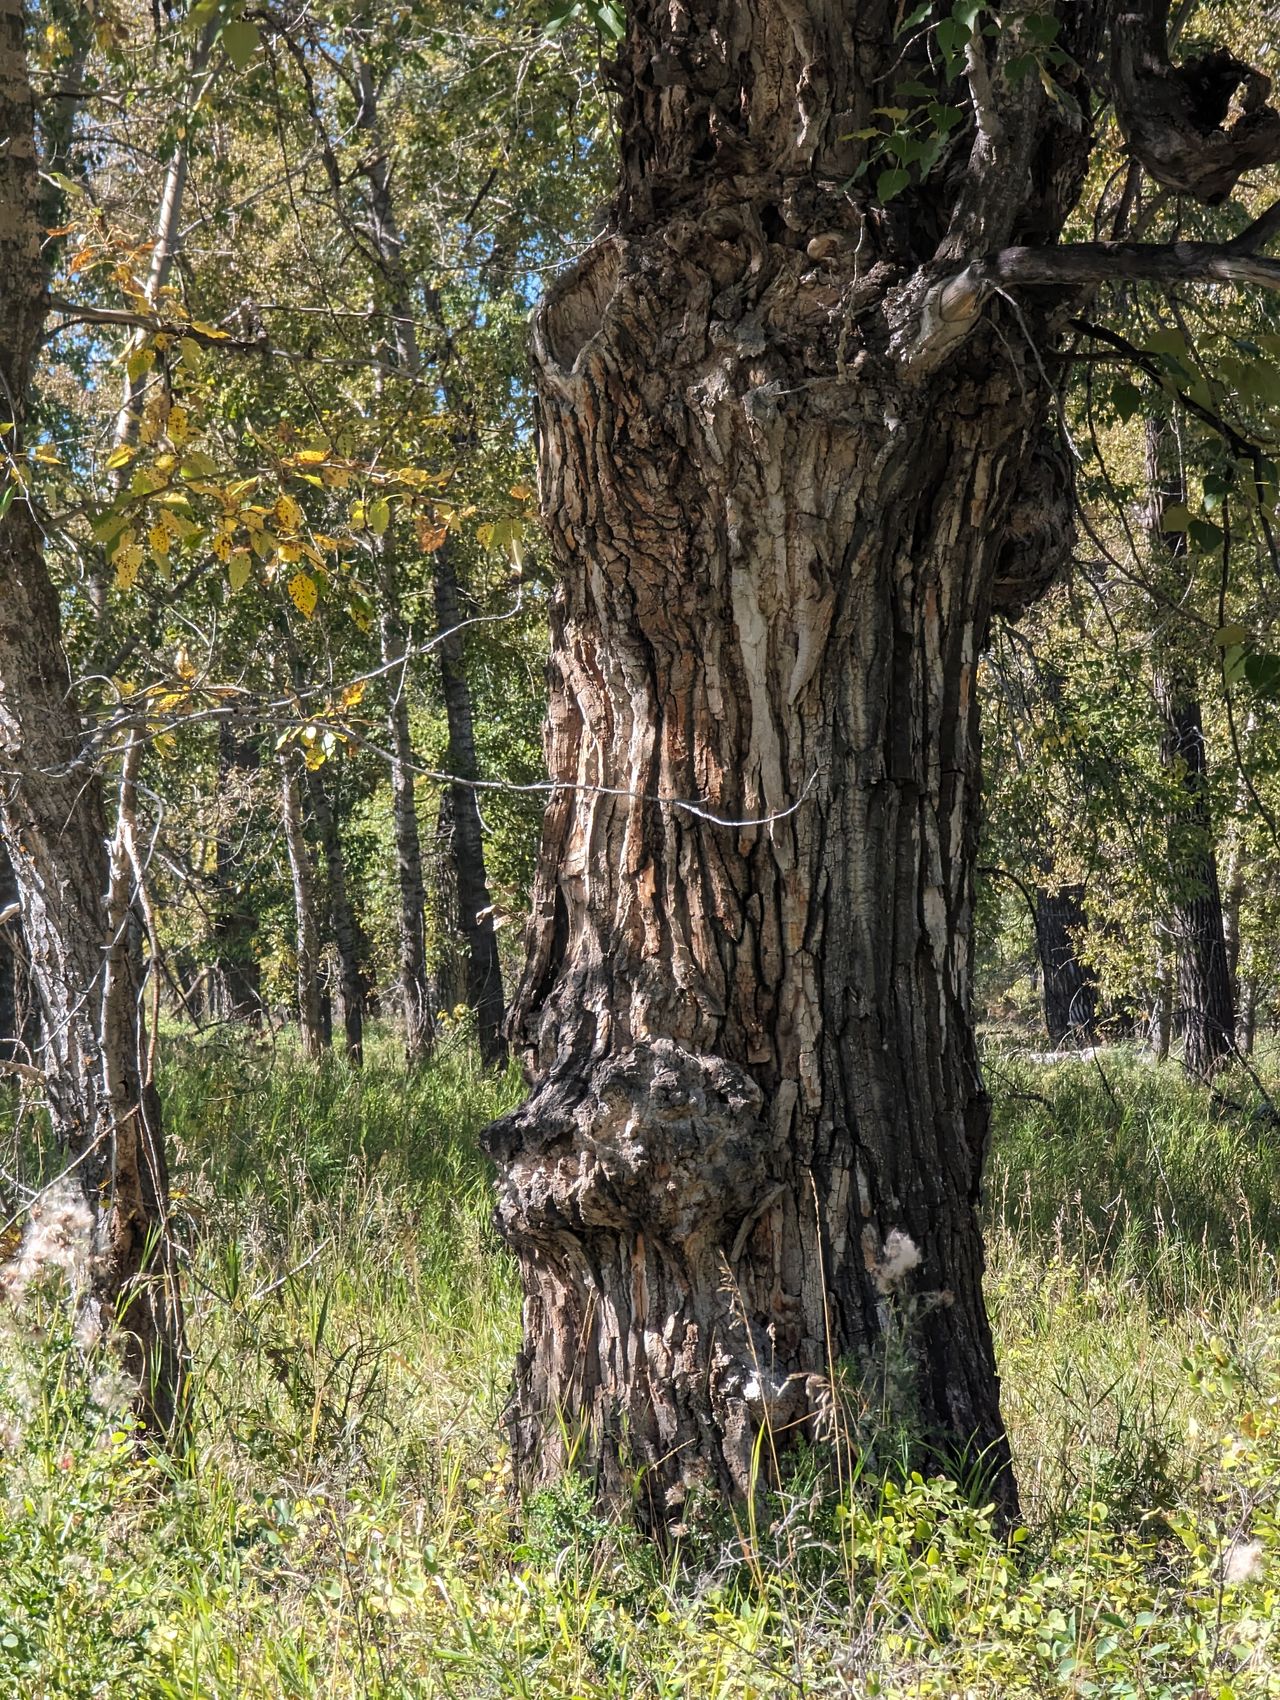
1;1031;1279;1696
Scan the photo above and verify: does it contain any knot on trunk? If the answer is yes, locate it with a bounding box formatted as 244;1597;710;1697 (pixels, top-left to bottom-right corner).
489;1038;769;1246
535;239;623;379
992;428;1075;618
1112;14;1280;203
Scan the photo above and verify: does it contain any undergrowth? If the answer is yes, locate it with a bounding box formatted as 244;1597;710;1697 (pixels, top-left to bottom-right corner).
1;1032;1280;1695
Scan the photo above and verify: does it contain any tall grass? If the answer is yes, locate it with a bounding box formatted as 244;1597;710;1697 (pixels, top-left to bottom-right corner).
1;1032;1279;1696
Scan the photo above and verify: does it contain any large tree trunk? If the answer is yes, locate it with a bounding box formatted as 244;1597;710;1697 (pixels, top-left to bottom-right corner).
434;544;506;1068
484;0;1101;1526
0;1;183;1425
278;749;325;1060
1034;882;1099;1046
1145;416;1234;1080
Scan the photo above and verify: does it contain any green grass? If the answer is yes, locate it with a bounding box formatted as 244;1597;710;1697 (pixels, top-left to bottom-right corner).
3;1032;1280;1695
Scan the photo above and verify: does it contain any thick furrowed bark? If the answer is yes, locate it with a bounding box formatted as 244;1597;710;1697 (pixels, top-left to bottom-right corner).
487;221;1049;1523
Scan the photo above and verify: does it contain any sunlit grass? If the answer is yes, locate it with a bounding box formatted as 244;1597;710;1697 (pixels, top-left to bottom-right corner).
2;1031;1280;1696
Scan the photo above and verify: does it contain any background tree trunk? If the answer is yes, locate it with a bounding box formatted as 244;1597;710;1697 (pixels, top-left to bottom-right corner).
278;750;325;1060
1034;882;1100;1045
434;545;506;1067
0;0;183;1425
213;722;262;1023
378;562;435;1066
1145;415;1234;1079
306;769;364;1065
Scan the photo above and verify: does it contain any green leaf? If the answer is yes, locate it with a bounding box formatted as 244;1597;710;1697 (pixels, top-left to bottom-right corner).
0;483;14;523
876;166;911;203
1215;624;1247;648
897;0;937;33
1188;519;1225;553
1112;381;1143;422
368;496;391;537
1244;652;1280;697
1160;504;1190;533
221;19;260;69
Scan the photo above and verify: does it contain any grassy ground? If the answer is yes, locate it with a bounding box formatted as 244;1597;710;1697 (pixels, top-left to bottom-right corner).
2;1030;1280;1696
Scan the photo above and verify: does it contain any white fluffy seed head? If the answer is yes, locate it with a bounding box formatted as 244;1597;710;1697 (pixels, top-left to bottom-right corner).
1222;1537;1265;1586
875;1228;922;1294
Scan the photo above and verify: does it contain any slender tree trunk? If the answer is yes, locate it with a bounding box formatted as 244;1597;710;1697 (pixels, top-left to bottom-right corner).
0;840;20;1061
1034;882;1099;1045
278;750;325;1060
1145;416;1234;1080
431;791;469;1015
213;721;262;1023
89;17;217;624
1220;723;1254;1046
0;2;183;1424
1238;964;1257;1056
306;769;364;1065
434;544;506;1067
349;59;504;1065
1152;946;1175;1062
378;558;434;1066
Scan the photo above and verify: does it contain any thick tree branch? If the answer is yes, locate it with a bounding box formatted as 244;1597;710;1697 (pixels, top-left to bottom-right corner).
896;240;1280;369
1230;198;1280;253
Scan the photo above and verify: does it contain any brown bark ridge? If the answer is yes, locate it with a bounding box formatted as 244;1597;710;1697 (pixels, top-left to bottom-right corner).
433;544;506;1068
1144;416;1235;1080
484;1;1123;1526
0;0;183;1424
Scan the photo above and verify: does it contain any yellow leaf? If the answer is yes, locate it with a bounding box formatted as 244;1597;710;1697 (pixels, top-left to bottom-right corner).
275;493;302;532
167;406;190;446
295;448;329;464
212;528;234;562
288;571;318;618
228;550;252;593
509;482;533;501
174;644;196;681
322;465;350;488
368;496;391;536
32;443;61;466
126;345;154;383
278;539;301;562
105;445;136;471
340;679;367;710
113;543;142;589
147;524;171;556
